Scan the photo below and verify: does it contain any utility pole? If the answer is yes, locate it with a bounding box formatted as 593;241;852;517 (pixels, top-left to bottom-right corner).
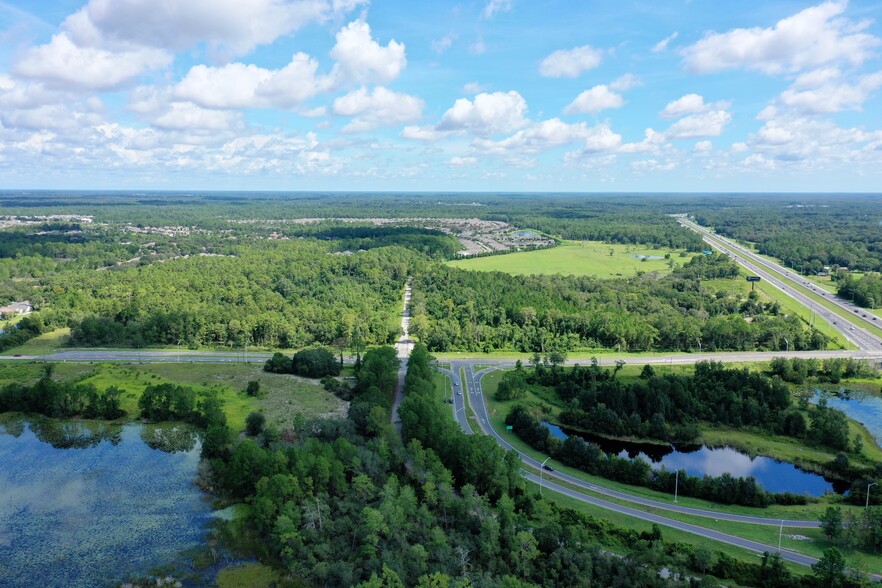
778;520;784;551
868;482;877;509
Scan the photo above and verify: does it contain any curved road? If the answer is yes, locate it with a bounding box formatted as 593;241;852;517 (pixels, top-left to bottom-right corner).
443;361;881;579
449;361;820;527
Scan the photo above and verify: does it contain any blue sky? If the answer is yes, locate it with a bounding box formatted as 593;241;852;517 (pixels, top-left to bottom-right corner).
1;0;881;192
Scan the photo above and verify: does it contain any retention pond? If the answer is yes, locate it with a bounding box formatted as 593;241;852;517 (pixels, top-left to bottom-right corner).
543;422;848;495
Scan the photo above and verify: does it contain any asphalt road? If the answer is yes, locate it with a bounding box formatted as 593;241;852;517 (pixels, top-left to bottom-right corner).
445;361;882;580
391;280;413;430
679;218;882;351
448;361;821;527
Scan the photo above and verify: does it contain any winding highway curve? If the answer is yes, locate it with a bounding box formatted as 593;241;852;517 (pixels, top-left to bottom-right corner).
438;360;881;580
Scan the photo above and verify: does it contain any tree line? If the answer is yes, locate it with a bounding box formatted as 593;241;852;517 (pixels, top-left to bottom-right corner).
411;255;828;354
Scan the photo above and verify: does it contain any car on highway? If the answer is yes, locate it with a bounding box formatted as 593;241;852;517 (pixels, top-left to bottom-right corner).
543;464;555;472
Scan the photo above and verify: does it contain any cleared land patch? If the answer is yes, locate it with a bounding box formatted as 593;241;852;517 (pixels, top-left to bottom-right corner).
74;363;344;432
447;240;695;277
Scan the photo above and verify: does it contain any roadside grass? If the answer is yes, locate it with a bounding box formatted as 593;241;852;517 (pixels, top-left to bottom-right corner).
438;367;839;577
5;327;71;355
537;466;881;578
0;360;94;385
439;368;809;577
446;240;696;278
541;490;812;577
728;243;882;339
478;368;869;521
433;370;452;402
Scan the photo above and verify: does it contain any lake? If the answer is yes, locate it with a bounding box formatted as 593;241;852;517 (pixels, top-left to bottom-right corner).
543;422;848;495
0;418;213;588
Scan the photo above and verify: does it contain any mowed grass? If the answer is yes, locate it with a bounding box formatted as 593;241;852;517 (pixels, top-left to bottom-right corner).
447;240;695;278
4;327;71;355
76;363;345;432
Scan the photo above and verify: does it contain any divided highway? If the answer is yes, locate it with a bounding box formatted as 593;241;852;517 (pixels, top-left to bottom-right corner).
679;218;882;351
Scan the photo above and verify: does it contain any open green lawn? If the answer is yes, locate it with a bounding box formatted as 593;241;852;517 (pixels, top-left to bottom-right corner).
447;240;695;278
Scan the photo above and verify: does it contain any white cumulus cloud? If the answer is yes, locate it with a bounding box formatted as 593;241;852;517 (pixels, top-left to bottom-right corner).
666;110;732;139
436;91;528;136
65;0;354;56
13;32;171;90
680;1;881;74
539;45;603;78
564;85;624;115
331;20;407;85
174;54;333;110
660;94;709;119
333;86;424;132
779;71;882;113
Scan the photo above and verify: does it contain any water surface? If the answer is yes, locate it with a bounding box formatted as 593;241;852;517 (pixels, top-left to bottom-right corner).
812;389;882;449
0;418;211;588
544;422;846;495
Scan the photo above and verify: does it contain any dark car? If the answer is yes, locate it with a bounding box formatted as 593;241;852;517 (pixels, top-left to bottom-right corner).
543;464;554;472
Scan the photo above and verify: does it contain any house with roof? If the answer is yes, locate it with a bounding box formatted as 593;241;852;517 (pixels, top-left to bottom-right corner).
0;301;33;319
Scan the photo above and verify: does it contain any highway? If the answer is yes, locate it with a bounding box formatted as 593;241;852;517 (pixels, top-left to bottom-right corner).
448;361;820;527
679;218;882;351
443;360;882;580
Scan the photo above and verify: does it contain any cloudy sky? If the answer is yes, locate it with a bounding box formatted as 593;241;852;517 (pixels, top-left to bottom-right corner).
1;0;881;192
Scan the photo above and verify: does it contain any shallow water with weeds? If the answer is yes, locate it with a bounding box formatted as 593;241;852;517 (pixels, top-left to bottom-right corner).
0;418;213;588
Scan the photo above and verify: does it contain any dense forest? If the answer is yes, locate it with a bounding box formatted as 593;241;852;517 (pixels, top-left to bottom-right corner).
692;196;882;275
411;254;828;353
1;193;833;354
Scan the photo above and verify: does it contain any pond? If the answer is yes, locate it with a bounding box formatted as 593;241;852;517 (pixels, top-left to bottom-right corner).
812;388;882;448
0;418;213;588
543;422;848;495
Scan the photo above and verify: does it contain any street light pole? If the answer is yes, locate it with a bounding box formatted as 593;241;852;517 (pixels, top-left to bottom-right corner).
778;520;784;550
540;457;551;496
867;482;877;509
674;470;679;503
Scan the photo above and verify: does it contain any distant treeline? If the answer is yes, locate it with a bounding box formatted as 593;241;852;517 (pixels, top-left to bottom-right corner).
693;197;882;274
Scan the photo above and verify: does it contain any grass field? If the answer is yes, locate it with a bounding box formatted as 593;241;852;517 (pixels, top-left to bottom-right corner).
22;362;348;432
447;240;695;277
